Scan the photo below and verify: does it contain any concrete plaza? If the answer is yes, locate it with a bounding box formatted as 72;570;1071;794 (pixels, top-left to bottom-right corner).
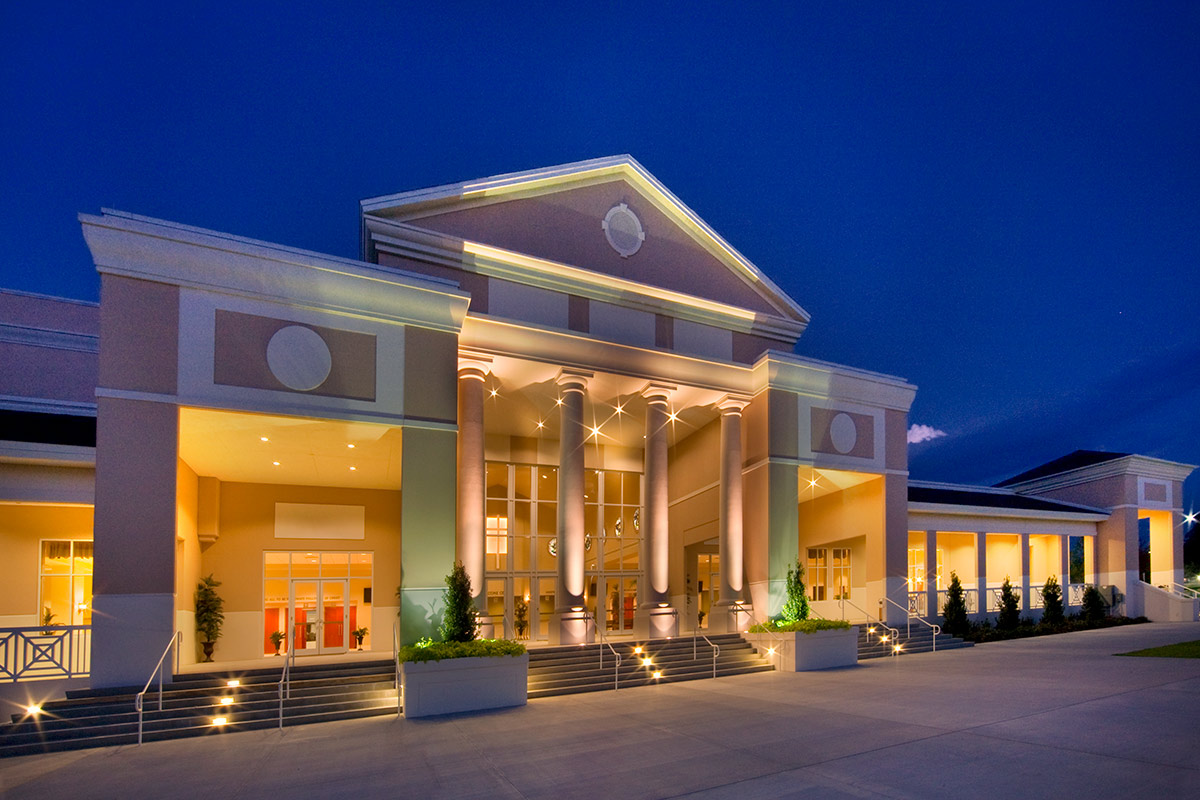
3;622;1199;799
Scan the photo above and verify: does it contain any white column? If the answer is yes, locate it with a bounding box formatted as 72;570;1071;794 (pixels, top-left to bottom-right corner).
1020;533;1031;614
457;359;490;634
550;370;592;645
635;384;677;638
709;396;748;633
925;530;938;619
976;532;988;617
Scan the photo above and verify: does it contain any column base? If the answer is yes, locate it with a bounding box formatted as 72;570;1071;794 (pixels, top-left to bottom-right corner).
548;609;594;646
706;602;753;634
633;605;679;639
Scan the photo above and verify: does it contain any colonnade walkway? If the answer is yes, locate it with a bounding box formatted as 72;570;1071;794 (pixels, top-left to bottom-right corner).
3;622;1198;798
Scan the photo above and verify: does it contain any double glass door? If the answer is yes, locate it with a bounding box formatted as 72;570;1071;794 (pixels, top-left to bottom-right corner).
290;579;348;656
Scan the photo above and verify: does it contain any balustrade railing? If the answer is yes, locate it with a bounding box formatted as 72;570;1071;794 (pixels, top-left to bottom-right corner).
0;625;91;682
1029;586;1044;609
1067;584;1086;606
935;588;979;615
907;591;927;617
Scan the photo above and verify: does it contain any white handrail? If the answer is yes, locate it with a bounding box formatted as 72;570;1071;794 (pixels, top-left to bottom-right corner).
699;634;719;678
729;602;784;670
840;596;900;655
135;630;181;746
883;595;941;652
276;626;297;730
583;611;621;689
1165;582;1200;600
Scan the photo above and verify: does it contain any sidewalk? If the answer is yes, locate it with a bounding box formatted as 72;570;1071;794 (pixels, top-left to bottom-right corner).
3;622;1198;799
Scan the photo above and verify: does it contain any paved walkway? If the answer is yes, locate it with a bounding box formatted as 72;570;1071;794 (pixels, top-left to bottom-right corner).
3;623;1199;799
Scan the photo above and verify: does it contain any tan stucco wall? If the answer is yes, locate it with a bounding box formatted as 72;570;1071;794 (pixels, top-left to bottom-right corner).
0;505;93;622
667;419;721;600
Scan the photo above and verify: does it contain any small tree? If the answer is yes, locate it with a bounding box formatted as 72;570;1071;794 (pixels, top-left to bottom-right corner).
997;577;1020;630
779;558;810;623
514;597;529;639
195;574;225;661
1041;575;1064;625
438;561;478;643
1081;585;1106;625
941;571;969;637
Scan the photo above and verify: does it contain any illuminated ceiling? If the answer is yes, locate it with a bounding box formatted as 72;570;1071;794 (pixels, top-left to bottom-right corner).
797;467;880;503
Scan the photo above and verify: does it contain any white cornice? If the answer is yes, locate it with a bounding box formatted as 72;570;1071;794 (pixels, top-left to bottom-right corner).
0;440;95;467
907;503;1109;523
360;155;809;325
1005;455;1197;495
0;322;98;353
80;210;472;334
0;394;96;416
365;215;805;342
754;351;917;412
0;287;98;307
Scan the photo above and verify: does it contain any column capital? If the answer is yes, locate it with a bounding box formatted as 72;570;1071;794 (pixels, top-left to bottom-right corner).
556;368;592;393
641;382;676;404
717;394;750;415
457;352;492;382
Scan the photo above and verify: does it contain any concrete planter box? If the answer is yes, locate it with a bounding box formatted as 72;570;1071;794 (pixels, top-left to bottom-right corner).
400;653;528;718
746;626;858;671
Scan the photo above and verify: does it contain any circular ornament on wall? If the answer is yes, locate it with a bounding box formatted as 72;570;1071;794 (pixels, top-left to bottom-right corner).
602;203;645;258
829;412;858;455
266;325;332;391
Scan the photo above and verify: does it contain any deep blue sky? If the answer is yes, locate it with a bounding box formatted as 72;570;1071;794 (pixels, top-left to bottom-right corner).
2;3;1197;510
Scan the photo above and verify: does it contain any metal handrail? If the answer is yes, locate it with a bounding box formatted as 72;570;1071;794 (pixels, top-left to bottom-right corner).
135;630;181;746
581;611;621;689
392;618;401;710
839;596;900;655
728;602;784;670
883;596;941;652
698;634;719;678
1164;582;1200;600
277;627;297;729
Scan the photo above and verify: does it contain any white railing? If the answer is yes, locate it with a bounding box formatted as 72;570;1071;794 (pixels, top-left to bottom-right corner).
581;611;621;689
1029;586;1044;609
935;588;979;615
698;635;719;678
1160;583;1200;601
1067;584;1086;606
839;597;900;656
135;630;182;746
884;596;941;652
728;602;784;671
907;591;927;617
0;625;91;682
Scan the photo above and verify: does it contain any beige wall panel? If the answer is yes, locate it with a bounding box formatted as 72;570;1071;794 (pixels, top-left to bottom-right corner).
98;275;178;394
0;505;93;617
93;397;178;595
1034;474;1132;509
403;328;457;424
0;342;98;405
798;478;885;550
884;409;908;472
767;390;799;461
743;393;768;467
668;418;719;502
203;481;402;613
398;427;457;644
0;463;94;505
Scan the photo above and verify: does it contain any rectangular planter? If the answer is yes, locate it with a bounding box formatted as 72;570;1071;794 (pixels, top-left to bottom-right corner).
746;626;858;671
400;653;528;718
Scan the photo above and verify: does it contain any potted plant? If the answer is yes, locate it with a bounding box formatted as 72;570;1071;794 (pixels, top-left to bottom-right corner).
514;597;528;639
40;608;57;635
398;562;527;718
269;629;286;656
352;626;368;650
195;574;225;662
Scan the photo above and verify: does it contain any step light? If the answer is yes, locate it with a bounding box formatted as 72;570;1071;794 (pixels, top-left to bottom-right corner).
641;657;652;667
226;679;240;687
633;646;643;654
652;671;662;680
219;697;234;705
26;705;41;716
212;717;228;726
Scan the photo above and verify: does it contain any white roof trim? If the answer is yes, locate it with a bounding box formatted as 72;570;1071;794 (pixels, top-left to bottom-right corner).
361;155;809;325
1003;454;1197;493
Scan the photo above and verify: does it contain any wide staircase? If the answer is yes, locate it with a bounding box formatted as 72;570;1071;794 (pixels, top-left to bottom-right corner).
528;633;773;698
0;658;397;757
856;624;972;660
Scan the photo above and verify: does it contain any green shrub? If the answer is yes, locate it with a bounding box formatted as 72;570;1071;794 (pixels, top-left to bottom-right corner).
748;619;850;634
398;638;526;663
1041;575;1064;625
439;561;478;643
778;559;811;623
941;571;970;637
997;577;1020;630
1082;585;1106;624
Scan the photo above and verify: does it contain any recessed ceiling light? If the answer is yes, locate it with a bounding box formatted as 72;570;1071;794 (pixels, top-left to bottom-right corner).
349;466;357;471
260;437;269;442
347;443;355;449
272;461;280;466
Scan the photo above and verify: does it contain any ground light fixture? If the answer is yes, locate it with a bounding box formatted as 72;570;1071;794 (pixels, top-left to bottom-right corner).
211;717;228;726
641;657;652;667
226;679;240;687
766;647;776;656
26;705;41;715
633;646;643;654
652;671;662;680
219;697;233;705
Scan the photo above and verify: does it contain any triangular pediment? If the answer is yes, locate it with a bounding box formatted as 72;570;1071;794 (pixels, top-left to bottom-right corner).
361;156;808;326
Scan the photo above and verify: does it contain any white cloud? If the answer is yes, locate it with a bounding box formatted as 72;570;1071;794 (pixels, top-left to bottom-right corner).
907;424;948;445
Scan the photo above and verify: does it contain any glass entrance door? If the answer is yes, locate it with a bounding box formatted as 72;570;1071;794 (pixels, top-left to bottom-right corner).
290;579;349;656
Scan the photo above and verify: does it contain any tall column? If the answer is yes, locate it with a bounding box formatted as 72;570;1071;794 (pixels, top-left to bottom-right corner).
550;370;592;645
457;359;489;633
925;530;938;619
709;396;748;633
1020;533;1031;615
635;384;677;638
1058;535;1070;593
976;532;988;618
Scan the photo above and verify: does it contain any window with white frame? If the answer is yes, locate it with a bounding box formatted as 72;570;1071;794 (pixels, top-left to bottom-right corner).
831;548;851;600
39;540;93;626
807;548;827;601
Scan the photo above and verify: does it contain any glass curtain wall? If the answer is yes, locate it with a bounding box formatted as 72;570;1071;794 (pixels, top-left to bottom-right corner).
485;462;642;639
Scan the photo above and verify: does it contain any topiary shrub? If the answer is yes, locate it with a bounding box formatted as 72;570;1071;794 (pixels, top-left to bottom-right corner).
997;577;1020;630
1081;585;1106;624
1041;575;1064;625
779;558;810;623
941;571;970;637
438;561;478;643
